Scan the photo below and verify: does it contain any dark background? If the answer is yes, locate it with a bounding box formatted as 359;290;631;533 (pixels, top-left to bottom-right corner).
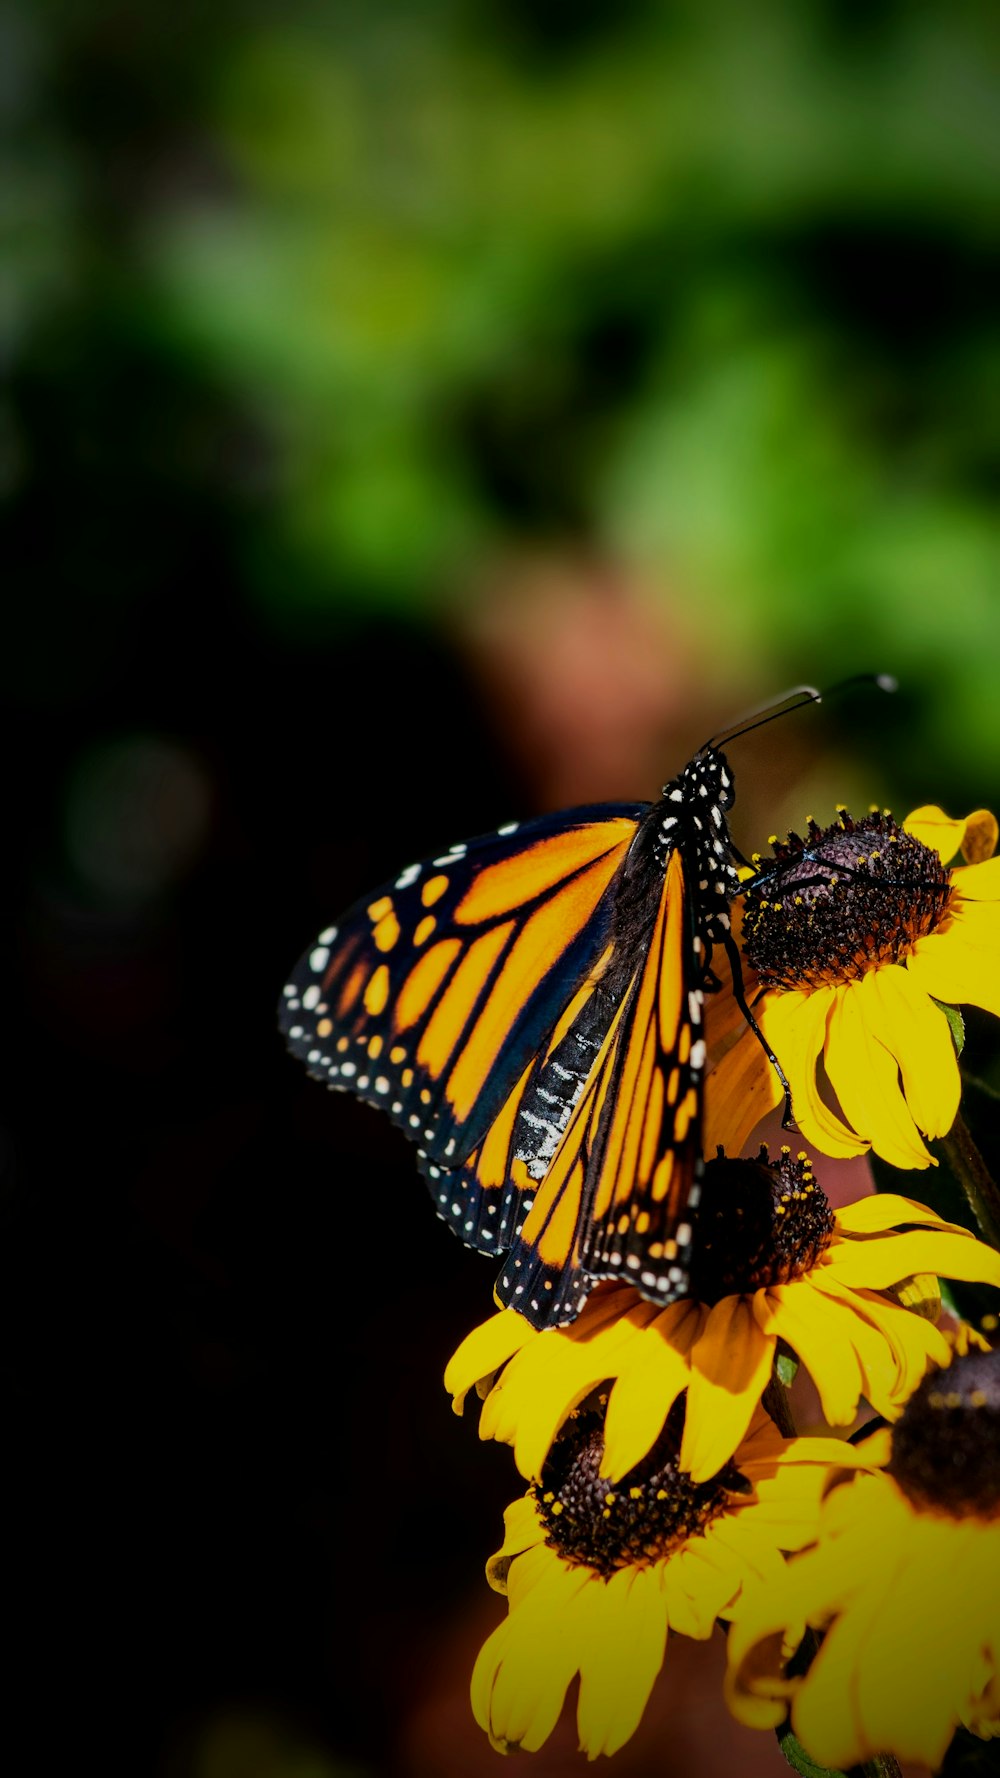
3;2;999;1774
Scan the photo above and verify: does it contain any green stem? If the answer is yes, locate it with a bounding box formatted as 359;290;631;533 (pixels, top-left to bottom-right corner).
777;1711;904;1777
939;1110;1000;1251
852;1757;904;1778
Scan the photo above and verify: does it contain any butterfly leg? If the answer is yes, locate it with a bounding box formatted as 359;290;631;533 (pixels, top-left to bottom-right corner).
746;854;949;902
720;930;797;1132
728;841;755;870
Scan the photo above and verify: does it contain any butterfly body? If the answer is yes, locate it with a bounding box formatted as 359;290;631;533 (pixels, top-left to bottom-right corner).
280;746;740;1328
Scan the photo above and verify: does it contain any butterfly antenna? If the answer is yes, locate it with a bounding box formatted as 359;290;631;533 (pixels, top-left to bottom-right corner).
702;672;895;753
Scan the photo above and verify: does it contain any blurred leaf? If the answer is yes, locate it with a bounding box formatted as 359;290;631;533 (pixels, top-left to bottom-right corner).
776;1349;799;1388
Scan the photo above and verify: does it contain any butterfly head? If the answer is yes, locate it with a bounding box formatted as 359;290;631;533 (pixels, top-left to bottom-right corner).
686;745;735;812
660;745;735;814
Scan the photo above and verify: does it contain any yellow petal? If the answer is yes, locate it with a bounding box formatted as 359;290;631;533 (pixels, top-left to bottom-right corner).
444;1309;536;1410
746;1427;891;1489
479;1299;660;1477
892;1270;942;1318
703;1018;784;1156
704;928;761;1062
949;1520;1000;1631
824;979;934;1168
601;1302;703;1480
755;1282;867;1426
758;986;868;1159
946;1318;993;1357
480;1556;594;1752
961;810;999;864
503;1537;558;1606
950;856;1000;900
907;904;1000;1017
738;1474;840;1551
788;1476;907;1604
851;1518;982;1767
825;1226;1000;1291
859;965;960;1139
486;1496;546;1593
708;1514;793;1590
733;1405;792;1470
471;1616;516;1747
833;1193;958;1235
682;1297;774;1481
575;1565;670;1756
809;1273;949;1415
724;1596;801;1732
791;1565;902;1768
903;805;967;864
663;1539;741;1636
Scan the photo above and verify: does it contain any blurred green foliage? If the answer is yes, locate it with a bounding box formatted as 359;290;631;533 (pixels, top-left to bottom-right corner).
6;0;1000;783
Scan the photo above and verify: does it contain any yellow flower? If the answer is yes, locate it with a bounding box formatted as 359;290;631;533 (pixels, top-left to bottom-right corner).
471;1403;882;1759
714;803;1000;1169
445;1149;1000;1483
726;1347;1000;1770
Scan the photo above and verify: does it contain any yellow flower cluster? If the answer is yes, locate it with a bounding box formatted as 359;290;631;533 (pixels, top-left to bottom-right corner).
445;803;1000;1770
726;1350;1000;1768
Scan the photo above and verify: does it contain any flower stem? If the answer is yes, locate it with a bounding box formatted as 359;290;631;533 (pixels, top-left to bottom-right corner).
939;1110;1000;1252
852;1757;903;1778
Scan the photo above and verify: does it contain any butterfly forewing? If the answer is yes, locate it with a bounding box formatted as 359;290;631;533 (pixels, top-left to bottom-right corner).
279;803;646;1168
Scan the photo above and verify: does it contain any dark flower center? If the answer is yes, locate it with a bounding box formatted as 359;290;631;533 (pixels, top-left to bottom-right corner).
741;809;952;990
889;1348;1000;1521
689;1147;835;1302
532;1399;750;1577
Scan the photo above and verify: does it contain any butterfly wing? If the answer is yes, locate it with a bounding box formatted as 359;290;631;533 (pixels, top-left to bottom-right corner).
476;846;708;1326
279;803;648;1185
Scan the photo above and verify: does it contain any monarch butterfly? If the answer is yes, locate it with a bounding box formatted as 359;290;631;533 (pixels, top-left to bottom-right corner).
279;688;842;1329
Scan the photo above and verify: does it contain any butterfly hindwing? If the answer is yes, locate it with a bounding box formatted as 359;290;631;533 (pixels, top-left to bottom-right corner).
279;802;647;1174
580;846;706;1290
416;939;624;1289
487;847;707;1323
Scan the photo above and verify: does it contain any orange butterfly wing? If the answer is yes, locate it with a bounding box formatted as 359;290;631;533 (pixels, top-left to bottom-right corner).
279;805;645;1177
448;849;707;1325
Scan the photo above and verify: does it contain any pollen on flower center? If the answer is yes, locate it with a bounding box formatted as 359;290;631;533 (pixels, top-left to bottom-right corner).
741;809;952;990
689;1146;835;1302
532;1400;750;1577
889;1348;1000;1521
